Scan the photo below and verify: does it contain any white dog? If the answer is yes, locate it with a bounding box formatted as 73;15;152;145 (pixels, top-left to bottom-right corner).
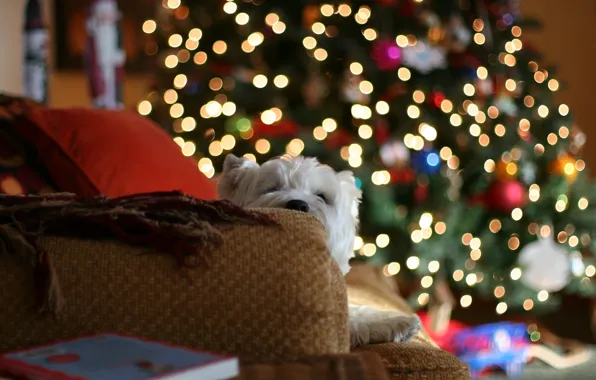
218;154;421;348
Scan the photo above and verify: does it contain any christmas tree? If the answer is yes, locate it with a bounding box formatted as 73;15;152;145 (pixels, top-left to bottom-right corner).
141;0;596;316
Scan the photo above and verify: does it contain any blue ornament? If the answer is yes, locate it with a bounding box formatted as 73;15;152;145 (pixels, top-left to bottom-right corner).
184;81;199;95
412;149;441;175
354;177;362;190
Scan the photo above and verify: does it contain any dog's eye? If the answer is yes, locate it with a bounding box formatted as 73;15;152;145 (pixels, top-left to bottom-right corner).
264;186;279;194
317;193;328;203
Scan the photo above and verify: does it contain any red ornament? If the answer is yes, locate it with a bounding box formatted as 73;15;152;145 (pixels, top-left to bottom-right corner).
430;91;445;108
388;168;415;184
374;119;390;145
371;38;402;71
324;129;353;149
485;180;527;213
251;118;300;140
414;184;429;203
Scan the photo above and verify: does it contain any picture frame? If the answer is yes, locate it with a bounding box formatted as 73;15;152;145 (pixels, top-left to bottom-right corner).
53;0;156;73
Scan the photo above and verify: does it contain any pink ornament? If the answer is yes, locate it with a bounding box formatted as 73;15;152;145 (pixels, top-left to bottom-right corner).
371;38;401;71
486;180;527;213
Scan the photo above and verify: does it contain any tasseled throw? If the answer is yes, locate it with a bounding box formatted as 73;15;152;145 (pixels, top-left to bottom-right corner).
0;191;279;315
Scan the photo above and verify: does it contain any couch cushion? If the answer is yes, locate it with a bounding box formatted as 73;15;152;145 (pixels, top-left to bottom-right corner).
12;106;216;199
0;209;349;362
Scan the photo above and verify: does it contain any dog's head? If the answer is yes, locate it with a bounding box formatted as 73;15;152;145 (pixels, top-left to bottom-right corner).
218;154;362;274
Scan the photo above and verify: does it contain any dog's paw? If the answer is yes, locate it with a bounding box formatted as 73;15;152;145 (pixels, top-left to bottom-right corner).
349;313;421;347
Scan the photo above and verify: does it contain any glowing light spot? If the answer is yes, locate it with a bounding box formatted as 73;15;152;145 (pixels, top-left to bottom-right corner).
363;28;377;41
222;102;236;116
253;74;268;88
313;126;327;141
460;295;472;308
496;302;508;315
272;21;286;34
387;262;400;275
407;105;420;119
235;12;249;25
208;140;223;156
302;36;317;49
255;139;271;154
453;270;464;282
362;243;376;257
359;80;373;94
321;118;337;132
434;222;446;235
312;22;325;34
212;40;227;54
142;20;157;34
350;62;363;75
548;79;559;91
181;117;196;132
358;124;373;139
248;32;265;47
165;55;178;68
406;256;420;270
474;33;486;45
441;100;453;113
314;48;328;61
450;114;462;127
286;138;305;156
537;290;549;302
413;90;425;103
466;273;477;286
265;13;279;26
221;134;236;150
170;103;184;118
508;236;520;250
168;34;183;48
398;67;411;81
223;2;237;14
421;276;433;288
510;267;522;280
538;105;549;118
376;234;390;248
375;101;389;115
194;51;207;65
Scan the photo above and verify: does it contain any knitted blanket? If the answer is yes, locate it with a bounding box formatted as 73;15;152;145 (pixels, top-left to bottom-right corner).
0;191;278;315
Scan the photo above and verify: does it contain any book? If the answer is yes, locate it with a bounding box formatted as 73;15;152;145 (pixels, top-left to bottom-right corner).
0;333;239;380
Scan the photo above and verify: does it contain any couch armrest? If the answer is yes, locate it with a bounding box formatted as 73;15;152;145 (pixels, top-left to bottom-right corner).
346;263;471;379
237;351;390;380
0;208;350;361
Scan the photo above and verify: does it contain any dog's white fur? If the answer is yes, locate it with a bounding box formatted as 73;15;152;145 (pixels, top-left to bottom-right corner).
218;154;421;347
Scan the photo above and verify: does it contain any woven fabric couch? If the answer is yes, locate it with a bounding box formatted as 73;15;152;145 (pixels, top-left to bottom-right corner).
0;206;469;379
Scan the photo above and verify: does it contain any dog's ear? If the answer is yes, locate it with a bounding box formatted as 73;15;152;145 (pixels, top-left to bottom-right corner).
337;170;362;220
218;154;259;200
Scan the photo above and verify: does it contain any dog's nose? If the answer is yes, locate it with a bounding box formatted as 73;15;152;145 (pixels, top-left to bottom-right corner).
286;200;309;213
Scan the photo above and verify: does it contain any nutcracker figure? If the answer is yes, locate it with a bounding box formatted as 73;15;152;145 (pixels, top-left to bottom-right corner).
84;0;126;109
23;0;48;104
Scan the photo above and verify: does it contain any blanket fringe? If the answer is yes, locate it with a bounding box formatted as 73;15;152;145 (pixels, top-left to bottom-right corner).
0;191;279;316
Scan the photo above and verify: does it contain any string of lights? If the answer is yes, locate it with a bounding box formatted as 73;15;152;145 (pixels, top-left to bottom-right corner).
139;0;596;316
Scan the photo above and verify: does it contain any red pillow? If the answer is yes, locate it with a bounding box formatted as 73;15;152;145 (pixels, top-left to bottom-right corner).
14;107;217;199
